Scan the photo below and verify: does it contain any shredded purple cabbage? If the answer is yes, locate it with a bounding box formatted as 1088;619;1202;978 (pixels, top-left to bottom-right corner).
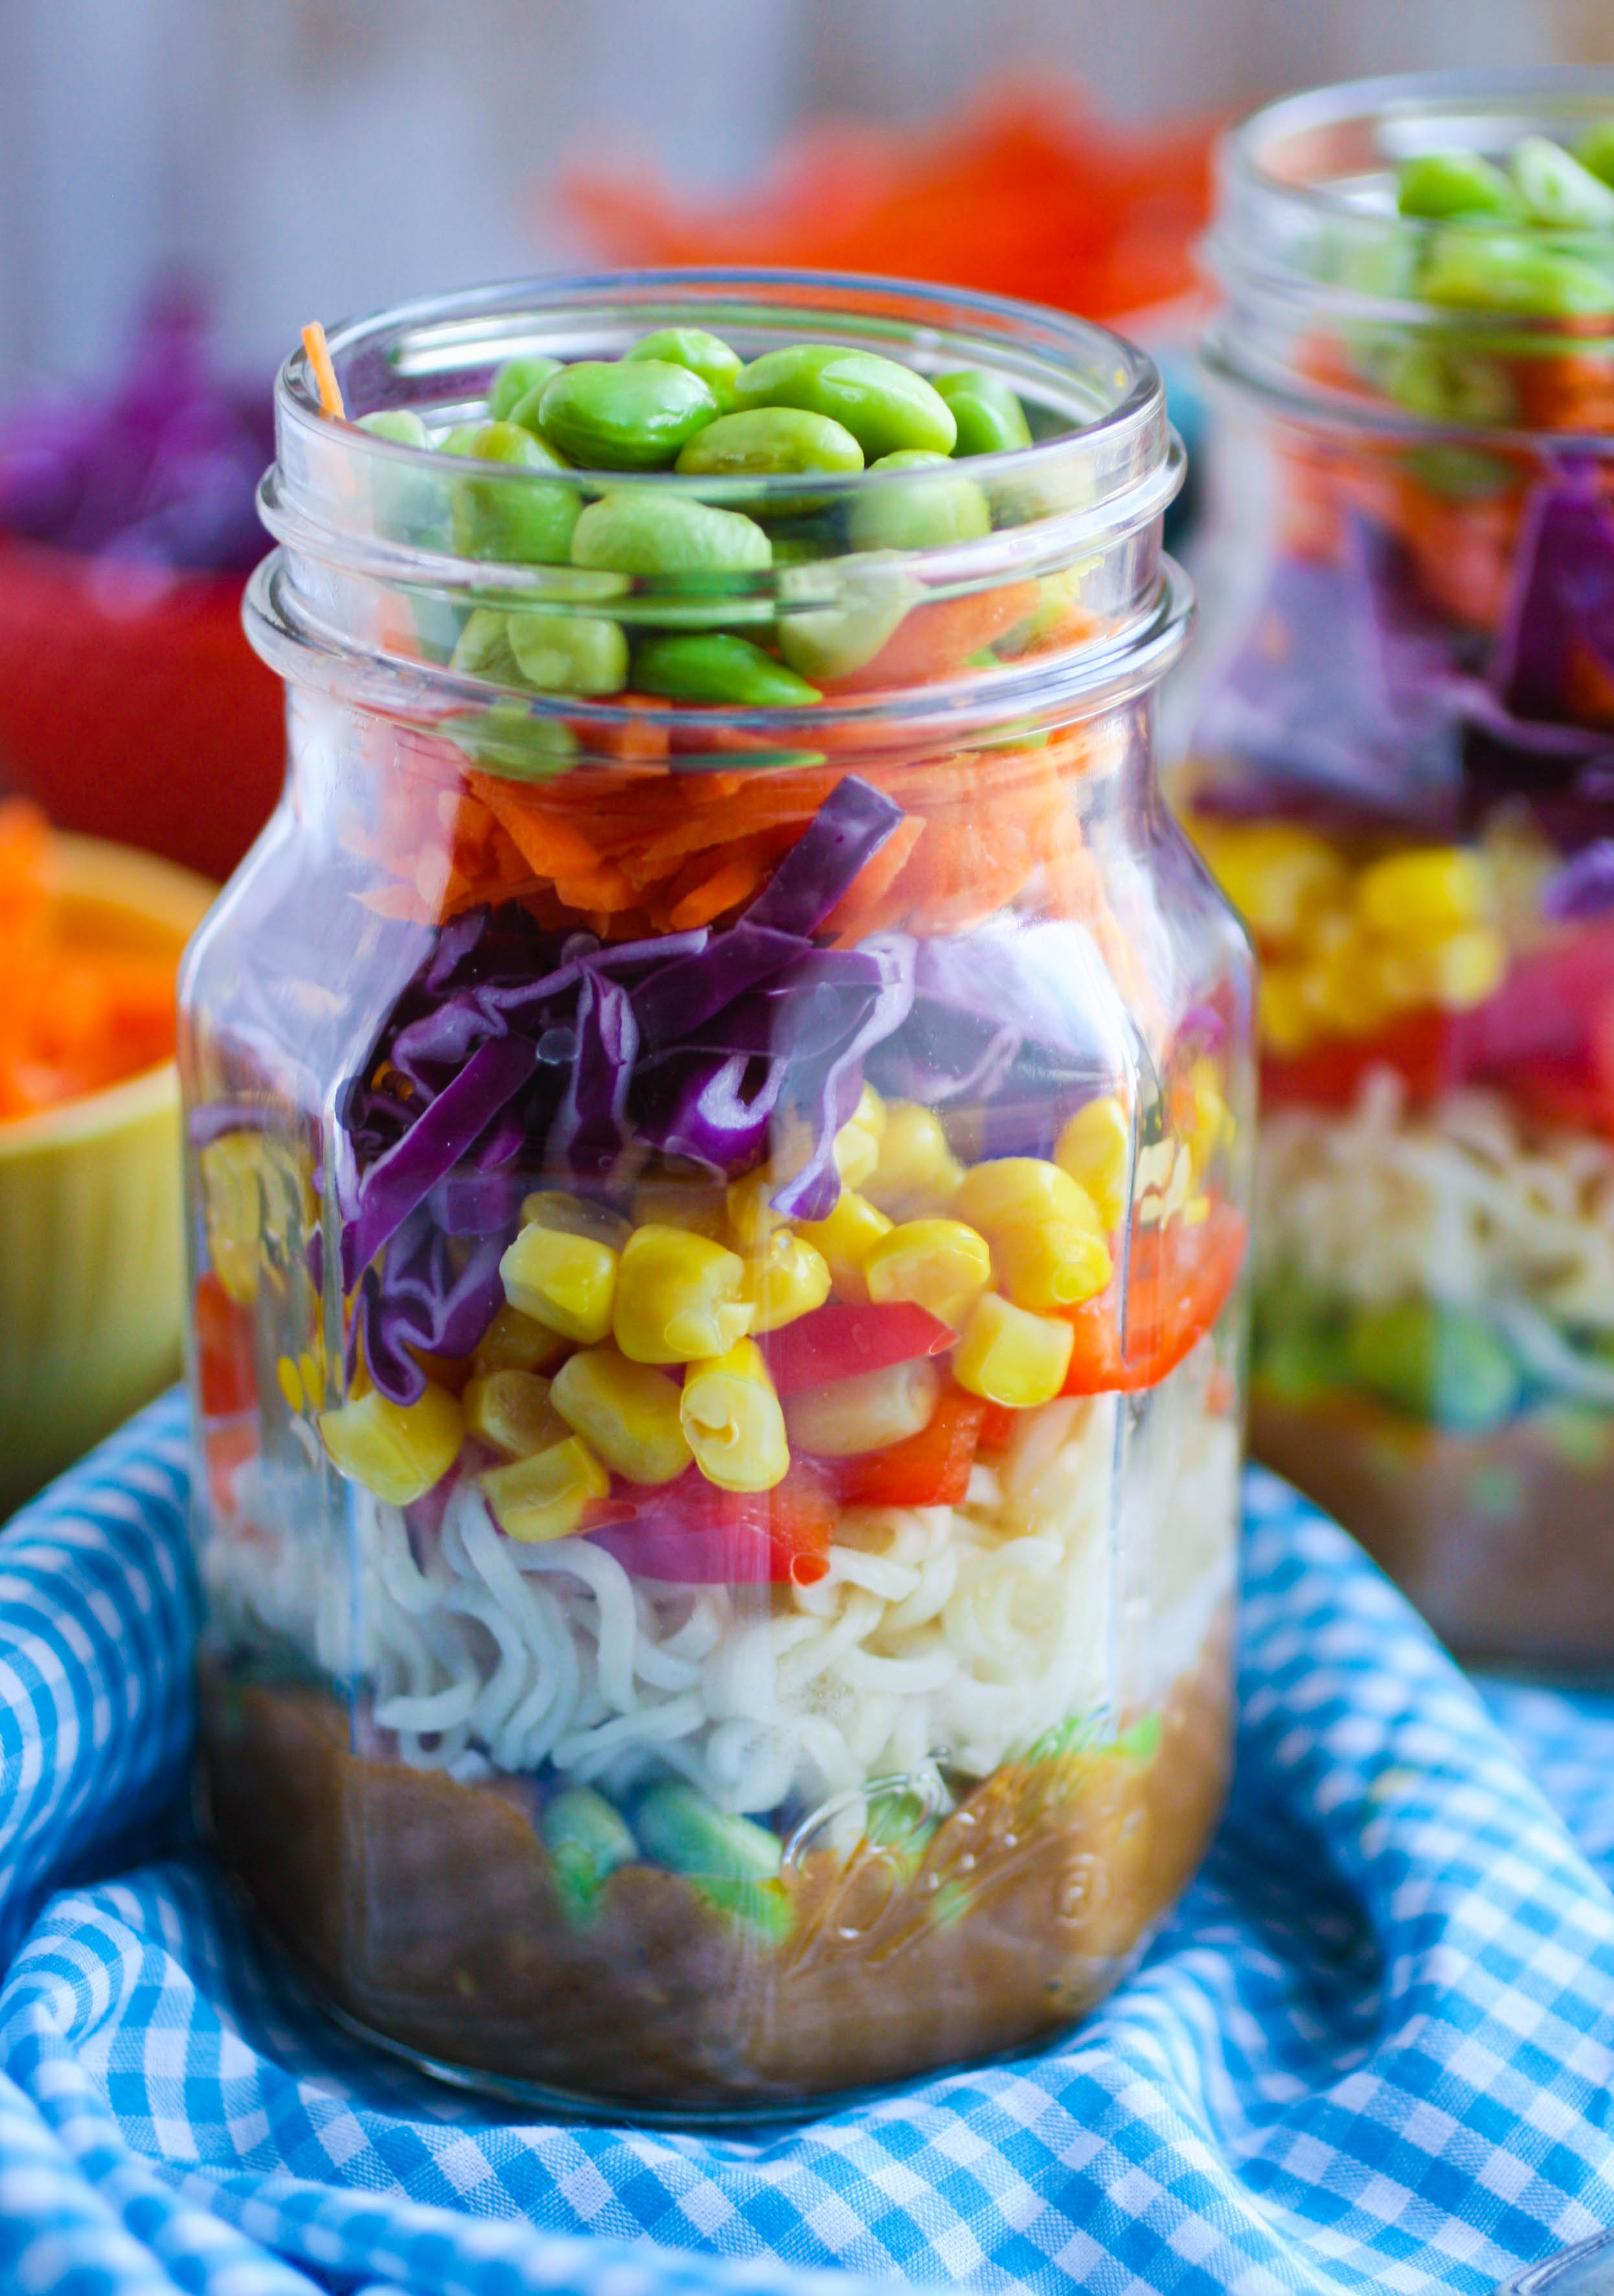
1493;472;1614;729
1189;518;1463;829
329;774;1109;1401
0;282;272;573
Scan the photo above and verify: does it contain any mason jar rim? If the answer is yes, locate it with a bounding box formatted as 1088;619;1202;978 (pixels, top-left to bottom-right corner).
247;266;1192;754
1218;65;1614;224
262;267;1181;572
1202;68;1614;448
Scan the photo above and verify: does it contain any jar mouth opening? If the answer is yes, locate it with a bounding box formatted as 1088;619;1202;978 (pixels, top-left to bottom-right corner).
1219;65;1614;228
269;268;1176;574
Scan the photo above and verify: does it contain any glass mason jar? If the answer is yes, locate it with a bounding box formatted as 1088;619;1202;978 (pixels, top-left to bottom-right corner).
179;272;1252;2119
1178;74;1614;1672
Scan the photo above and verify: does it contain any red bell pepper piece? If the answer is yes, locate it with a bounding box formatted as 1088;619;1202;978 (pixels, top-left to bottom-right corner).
834;1391;986;1509
758;1300;955;1397
1062;1200;1247;1396
587;1461;837;1586
194;1271;257;1418
1262;1010;1453;1112
975;1401;1018;1450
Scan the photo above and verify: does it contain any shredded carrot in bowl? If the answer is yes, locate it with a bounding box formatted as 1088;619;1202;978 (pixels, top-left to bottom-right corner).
0;801;181;1120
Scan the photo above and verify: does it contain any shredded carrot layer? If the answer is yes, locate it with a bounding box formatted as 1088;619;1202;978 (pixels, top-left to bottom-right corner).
0;802;181;1120
347;716;1108;947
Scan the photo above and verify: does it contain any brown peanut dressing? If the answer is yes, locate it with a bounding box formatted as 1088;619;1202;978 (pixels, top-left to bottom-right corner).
202;1616;1231;2107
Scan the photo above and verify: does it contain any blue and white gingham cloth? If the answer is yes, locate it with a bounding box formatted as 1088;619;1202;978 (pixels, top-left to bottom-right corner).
2;1395;1614;2296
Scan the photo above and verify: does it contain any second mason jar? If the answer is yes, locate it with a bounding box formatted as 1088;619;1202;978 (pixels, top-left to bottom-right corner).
1182;73;1614;1669
181;272;1251;2116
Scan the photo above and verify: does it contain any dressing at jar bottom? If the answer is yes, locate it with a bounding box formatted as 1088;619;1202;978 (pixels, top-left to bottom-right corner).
203;1628;1230;2111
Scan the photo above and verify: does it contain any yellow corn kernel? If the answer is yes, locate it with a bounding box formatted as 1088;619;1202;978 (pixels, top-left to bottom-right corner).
681;1339;790;1491
319;1381;464;1503
864;1219;992;1328
481;1436;608;1543
740;1232;832;1333
471;1303;572;1379
499;1224;619;1344
848;1083;886;1138
613;1224;753;1364
994;1217;1112;1311
1054;1096;1131;1230
519;1190;633;1250
1257;962;1315;1055
726;1167;789;1253
864;1102;966;1217
276;1355;303;1413
463;1369;568;1461
198;1132;266;1305
1177;1059;1229;1180
793;1189;894;1303
951;1157;1100;1239
784;1356;941;1459
1354;846;1486;944
549;1346;691;1485
630;1173;728;1239
832;1114;881;1191
1298;930;1396;1039
953;1294;1074;1408
1440;927;1508;1009
1192;816;1350;947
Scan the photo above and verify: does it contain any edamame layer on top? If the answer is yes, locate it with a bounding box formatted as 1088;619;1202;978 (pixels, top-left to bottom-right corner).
339;326;1097;718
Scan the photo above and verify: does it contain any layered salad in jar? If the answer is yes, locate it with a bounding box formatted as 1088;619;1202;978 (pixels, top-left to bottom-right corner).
182;281;1249;2111
1187;95;1614;1664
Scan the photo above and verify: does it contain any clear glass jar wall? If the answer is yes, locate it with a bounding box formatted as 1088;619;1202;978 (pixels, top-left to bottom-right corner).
1181;74;1614;1669
179;273;1252;2115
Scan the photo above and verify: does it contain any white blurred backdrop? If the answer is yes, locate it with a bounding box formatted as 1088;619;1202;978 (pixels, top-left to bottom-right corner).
3;0;1613;387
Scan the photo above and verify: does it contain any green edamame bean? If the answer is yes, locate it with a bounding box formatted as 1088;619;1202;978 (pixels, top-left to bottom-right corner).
733;343;957;458
501;381;571;446
848;449;992;551
488;355;563;422
1399;444;1517;501
450;421;580;564
674;407;864;478
1418;229;1614;318
1383;341;1516;427
1343;1300;1520;1432
570;491;772;576
538;359;718;470
1396;150;1519;220
775;552;919;682
450;606;521;681
933;368;1034;456
356;410;437;545
1510;133;1614;229
624;326;743;411
437;422;484;457
541;1787;637;1925
505;609;628;694
631;631;821;706
356;408;431;446
448;697;579;779
635;1782;782;1880
1579;120;1614;190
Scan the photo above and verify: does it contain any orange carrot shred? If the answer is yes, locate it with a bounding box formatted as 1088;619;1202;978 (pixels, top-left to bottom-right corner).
301;321;346;420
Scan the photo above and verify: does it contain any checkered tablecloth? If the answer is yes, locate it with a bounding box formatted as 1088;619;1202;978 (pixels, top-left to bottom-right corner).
1;1394;1613;2296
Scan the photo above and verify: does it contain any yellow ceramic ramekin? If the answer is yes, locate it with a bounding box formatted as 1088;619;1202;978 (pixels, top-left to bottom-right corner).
0;835;214;1516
